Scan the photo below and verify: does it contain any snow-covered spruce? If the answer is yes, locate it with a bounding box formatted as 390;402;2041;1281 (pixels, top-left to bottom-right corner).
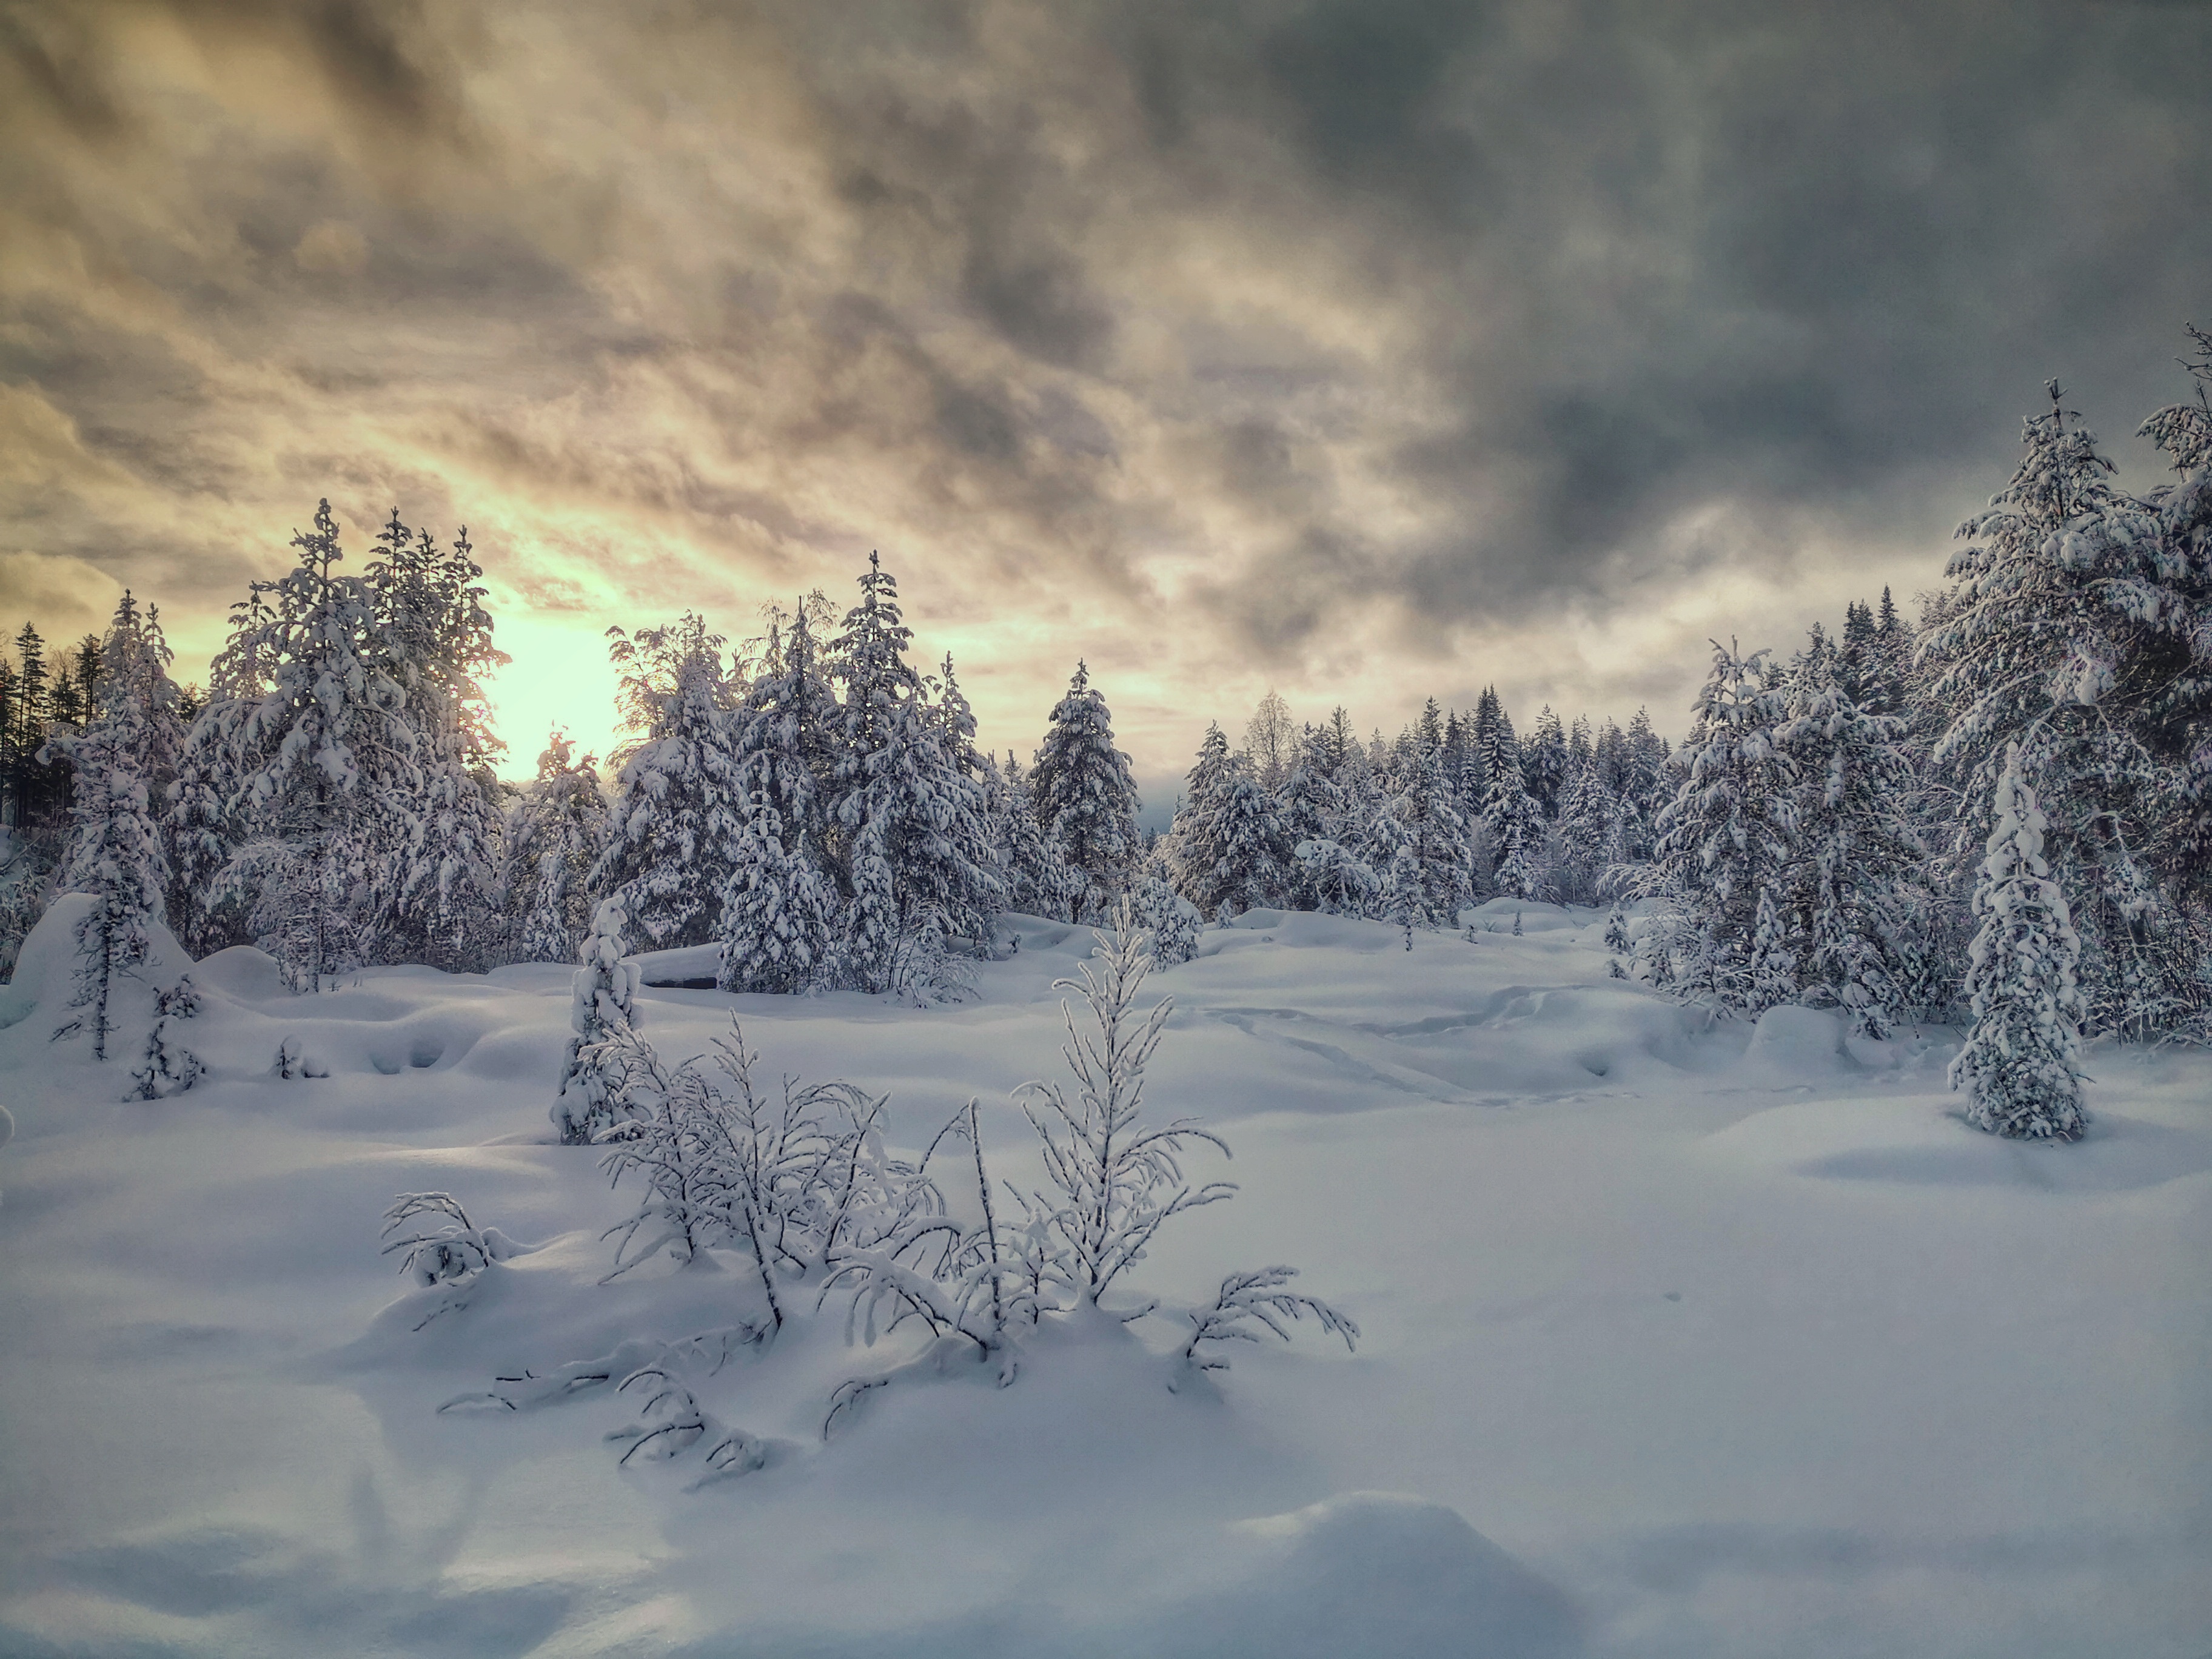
1949;744;2088;1141
198;502;421;989
718;608;840;994
1029;662;1143;922
46;702;167;1062
502;731;609;966
591;614;745;952
129;978;204;1100
1131;875;1203;968
553;896;643;1145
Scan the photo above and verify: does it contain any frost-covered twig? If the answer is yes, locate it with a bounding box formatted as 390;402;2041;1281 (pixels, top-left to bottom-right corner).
1175;1266;1359;1384
605;1365;773;1485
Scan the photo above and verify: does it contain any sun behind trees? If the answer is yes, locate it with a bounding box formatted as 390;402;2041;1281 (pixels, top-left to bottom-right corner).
10;328;2212;1144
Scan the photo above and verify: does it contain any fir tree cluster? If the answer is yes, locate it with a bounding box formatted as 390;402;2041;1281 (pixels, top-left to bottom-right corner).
1158;688;1674;942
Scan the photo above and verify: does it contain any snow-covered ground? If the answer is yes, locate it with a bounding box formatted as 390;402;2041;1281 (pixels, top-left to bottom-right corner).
1;899;2207;1658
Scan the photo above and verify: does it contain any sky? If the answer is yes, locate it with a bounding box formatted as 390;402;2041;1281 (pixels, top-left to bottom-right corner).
2;0;2208;801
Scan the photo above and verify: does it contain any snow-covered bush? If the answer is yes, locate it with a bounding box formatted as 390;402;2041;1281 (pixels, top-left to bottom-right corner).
597;1018;942;1332
380;1193;518;1327
445;904;1355;1479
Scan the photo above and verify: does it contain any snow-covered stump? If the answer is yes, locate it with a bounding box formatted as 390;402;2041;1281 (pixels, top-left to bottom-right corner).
1949;744;2088;1141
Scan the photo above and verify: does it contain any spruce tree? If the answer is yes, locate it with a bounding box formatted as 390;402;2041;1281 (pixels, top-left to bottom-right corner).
1649;640;1798;1010
1920;380;2190;1031
1950;745;2087;1140
369;514;509;970
1553;760;1616;905
214;501;422;989
591;614;745;950
994;751;1076;918
1382;737;1473;928
503;731;610;965
1523;706;1567;819
48;677;169;1059
1779;668;1922;1034
826;555;1000;987
1030;662;1142;920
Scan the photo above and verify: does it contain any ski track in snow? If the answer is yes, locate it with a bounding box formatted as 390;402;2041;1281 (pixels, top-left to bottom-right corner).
1;899;2207;1658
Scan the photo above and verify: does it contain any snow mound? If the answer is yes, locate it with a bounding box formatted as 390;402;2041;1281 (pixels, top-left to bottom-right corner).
1463;899;1590;934
0;892;193;1033
631;943;723;987
1167;1491;1580;1658
192;944;291;1001
1738;1005;1854;1080
1704;1095;2212;1193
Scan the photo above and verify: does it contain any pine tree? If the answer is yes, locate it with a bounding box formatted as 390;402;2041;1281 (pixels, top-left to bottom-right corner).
716;787;842;994
1278;727;1361;911
1030;662;1142;920
1553;760;1616;905
7;624;58;825
2134;325;2212;911
503;731;610;965
1482;739;1549;903
1165;723;1234;912
1381;737;1473;928
554;895;645;1145
826;555;1000;988
1184;760;1289;921
1619;707;1669;861
994;751;1076;919
1949;745;2087;1140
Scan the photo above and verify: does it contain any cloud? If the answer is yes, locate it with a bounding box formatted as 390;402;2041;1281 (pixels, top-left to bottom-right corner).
292;218;368;274
1;0;2207;773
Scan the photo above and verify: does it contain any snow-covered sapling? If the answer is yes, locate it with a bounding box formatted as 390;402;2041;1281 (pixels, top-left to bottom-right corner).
1131;876;1202;968
130;979;204;1100
1014;899;1235;1310
380;1193;517;1327
554;896;643;1144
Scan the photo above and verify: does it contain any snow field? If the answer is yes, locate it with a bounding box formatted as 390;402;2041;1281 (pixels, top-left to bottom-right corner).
0;902;2206;1657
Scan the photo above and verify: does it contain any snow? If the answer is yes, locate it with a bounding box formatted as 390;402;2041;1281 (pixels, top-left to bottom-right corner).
1;902;2206;1657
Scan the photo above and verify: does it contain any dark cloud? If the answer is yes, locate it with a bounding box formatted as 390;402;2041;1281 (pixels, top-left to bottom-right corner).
1;0;2205;765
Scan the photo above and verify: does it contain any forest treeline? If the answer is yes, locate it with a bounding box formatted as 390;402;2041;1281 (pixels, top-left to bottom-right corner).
6;330;2210;1090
